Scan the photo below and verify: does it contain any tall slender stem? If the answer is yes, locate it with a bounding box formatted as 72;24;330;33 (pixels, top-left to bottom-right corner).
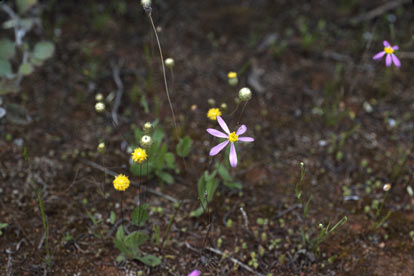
147;15;177;131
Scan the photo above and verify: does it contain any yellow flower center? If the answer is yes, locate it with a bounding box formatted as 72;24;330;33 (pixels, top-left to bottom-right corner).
207;108;222;120
113;174;130;191
384;46;394;54
132;147;147;164
228;132;238;142
228;72;237;79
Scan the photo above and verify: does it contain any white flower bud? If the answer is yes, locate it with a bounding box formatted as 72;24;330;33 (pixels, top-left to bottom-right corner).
165;58;174;68
95;102;105;113
239;87;252;101
383;184;391;192
140;135;153;149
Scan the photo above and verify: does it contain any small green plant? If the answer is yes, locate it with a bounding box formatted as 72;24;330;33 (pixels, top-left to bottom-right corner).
295;162;347;254
130;121;178;184
190;162;242;217
0;1;55;94
114;203;161;266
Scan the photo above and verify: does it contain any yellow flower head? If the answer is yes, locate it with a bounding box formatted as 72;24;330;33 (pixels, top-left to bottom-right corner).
132;147;147;163
228;72;237;79
384;46;394;54
113;174;130;191
228;132;239;142
207;108;222;121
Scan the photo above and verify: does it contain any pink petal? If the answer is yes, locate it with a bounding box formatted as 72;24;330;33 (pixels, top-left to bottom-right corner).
385;54;392;67
239;137;254;142
229;143;237;167
188;270;201;276
216;116;230;134
217;116;230;134
392;45;399;50
373;51;385;60
391;54;401;67
236;125;247;135
207;128;228;138
209;140;229;156
383;40;390;47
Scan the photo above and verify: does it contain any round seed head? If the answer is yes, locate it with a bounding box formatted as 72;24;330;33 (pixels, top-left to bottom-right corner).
143;122;153;133
165;58;175;68
95;102;105;113
220;102;228;111
97;142;106;153
208;98;216;106
140;135;153;149
239;87;252;101
95;93;104;102
141;0;151;7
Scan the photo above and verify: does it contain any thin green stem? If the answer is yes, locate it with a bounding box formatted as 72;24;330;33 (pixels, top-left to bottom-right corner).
37;192;51;267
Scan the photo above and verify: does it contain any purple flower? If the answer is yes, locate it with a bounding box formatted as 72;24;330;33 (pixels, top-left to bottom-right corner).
373;40;401;67
207;116;254;168
188;270;201;276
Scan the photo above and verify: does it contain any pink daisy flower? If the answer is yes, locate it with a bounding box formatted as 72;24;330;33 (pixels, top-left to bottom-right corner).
207;116;254;167
188;270;201;276
373;40;401;67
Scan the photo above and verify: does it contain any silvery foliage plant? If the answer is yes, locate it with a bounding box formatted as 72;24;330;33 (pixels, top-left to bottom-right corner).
0;0;55;95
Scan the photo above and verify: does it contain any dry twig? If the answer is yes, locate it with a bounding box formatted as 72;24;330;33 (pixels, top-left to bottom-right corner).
349;0;411;24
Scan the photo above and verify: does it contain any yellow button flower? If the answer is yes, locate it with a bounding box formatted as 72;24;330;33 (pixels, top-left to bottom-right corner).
228;72;237;79
207;108;221;121
113;174;130;191
132;147;148;164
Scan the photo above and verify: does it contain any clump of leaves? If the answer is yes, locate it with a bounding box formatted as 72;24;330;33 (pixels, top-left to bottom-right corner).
0;0;55;94
130;122;180;184
114;204;161;267
190;162;242;217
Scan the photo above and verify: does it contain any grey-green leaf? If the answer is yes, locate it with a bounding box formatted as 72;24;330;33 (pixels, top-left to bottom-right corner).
17;0;37;14
18;63;33;76
0;59;13;78
33;42;55;60
0;39;15;60
136;254;161;267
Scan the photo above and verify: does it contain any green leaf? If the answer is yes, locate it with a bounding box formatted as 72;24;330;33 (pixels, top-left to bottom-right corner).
33;42;55;60
176;136;192;157
115;225;125;241
164;152;176;169
109;211;116;224
125;231;148;249
223;180;242;190
0;39;15;60
156;171;174;184
0;59;13;78
17;0;37;14
190;206;204;217
216;163;232;182
131;205;148;227
18;63;33;76
136;254;161;267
